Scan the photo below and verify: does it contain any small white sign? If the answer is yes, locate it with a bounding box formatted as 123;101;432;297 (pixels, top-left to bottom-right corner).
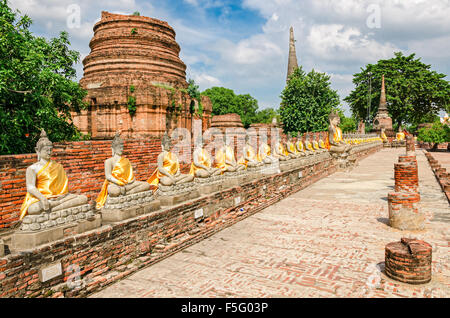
298;171;303;178
194;208;204;219
39;262;62;282
234;196;241;205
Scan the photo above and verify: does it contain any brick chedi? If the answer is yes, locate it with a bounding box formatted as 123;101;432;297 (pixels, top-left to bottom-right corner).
73;11;212;139
373;75;393;137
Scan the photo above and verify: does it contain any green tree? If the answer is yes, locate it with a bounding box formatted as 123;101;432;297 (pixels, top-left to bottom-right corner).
280;67;340;134
255;108;279;124
338;113;357;133
201;86;260;128
0;1;87;155
344;52;450;127
417;122;450;149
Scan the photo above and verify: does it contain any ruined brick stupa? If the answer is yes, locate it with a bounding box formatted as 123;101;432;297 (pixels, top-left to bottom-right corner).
73;11;212;139
372;75;393;136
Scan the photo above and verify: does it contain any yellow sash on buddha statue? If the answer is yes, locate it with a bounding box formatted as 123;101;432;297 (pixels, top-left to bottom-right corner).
396;132;405;141
237;146;257;168
333;127;343;143
215;146;235;172
306;142;314;151
20;160;68;220
189;148;211;176
324;134;331;150
296;141;304;152
381;132;387;141
313;141;320;150
288;142;297;154
96;157;134;209
147;152;180;188
319;140;325;148
257;143;271;162
276;143;288;156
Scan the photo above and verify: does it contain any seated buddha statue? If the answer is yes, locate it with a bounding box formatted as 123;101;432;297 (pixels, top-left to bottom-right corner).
328;111;351;154
286;134;302;158
380;128;388;143
312;135;326;153
396;126;405;141
189;137;221;178
305;136;316;154
19;130;88;220
96;132;151;209
238;135;263;168
215;139;245;173
257;141;277;164
318;137;328;151
295;135;307;156
272;139;289;161
147;133;194;187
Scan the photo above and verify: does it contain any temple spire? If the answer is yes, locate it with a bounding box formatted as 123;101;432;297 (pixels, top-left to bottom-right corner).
287;26;298;82
379;74;388;112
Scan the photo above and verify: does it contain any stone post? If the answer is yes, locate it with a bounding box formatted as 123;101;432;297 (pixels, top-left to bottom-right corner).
385;238;432;284
387;139;424;230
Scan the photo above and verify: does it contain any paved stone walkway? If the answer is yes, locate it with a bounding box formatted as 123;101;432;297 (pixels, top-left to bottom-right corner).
92;149;449;298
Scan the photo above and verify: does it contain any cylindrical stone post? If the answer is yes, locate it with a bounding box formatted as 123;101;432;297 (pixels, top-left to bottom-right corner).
394;159;419;193
385;238;432;284
388;192;424;230
406;134;415;156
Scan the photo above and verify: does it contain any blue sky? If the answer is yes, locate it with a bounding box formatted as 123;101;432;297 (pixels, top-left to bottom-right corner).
8;0;450;115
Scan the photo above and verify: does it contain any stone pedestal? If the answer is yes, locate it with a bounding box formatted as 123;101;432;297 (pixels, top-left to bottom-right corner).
10;214;101;251
101;200;160;223
385;238;432;284
156;182;199;206
388;192;424;230
158;190;199;206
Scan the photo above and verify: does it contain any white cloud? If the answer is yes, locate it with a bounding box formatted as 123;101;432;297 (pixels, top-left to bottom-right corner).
8;0;450;114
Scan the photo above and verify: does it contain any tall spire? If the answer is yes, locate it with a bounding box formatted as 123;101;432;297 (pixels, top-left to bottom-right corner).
378;74;388;112
287;26;298;82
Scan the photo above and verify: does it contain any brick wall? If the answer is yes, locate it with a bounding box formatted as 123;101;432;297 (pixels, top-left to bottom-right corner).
0;138;179;229
0;143;382;298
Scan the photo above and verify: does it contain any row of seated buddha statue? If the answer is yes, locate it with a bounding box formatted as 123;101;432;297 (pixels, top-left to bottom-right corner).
18;113;382;232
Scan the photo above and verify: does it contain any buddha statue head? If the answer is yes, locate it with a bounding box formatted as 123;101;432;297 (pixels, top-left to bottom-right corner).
162;133;172;152
111;131;124;156
329;111;340;127
35;129;53;161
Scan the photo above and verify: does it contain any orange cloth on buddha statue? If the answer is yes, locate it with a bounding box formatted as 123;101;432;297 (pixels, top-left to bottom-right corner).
237;145;257;168
215;146;236;172
96;157;134;209
20;160;69;220
189;148;211;176
257;143;271;162
147;152;180;188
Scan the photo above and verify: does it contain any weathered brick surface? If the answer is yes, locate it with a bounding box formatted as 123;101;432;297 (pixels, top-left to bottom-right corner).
73;11;212;139
0;143;382;298
385;238;432;284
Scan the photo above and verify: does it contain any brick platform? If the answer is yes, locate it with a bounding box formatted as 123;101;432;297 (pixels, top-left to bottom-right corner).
424;152;450;204
0;143;382;298
385;238;432;285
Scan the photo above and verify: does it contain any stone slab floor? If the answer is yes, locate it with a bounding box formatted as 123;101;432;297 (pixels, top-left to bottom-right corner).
92;149;449;298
